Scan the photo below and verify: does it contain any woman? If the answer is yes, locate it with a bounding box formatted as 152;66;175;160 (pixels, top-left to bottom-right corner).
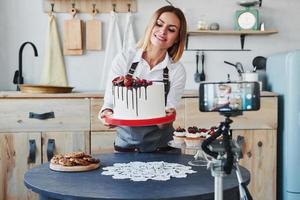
99;5;187;153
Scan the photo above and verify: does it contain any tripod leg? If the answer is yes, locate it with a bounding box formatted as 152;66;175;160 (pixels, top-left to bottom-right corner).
235;164;253;200
215;175;223;200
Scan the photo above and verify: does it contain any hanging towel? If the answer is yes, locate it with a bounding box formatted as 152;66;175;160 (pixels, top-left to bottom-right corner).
123;12;136;51
99;11;122;90
41;15;68;86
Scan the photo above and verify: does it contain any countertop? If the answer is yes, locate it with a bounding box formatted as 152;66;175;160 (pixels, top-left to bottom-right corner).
0;90;277;99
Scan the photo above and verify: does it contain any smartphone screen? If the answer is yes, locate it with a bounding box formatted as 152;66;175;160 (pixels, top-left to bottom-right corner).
199;82;260;112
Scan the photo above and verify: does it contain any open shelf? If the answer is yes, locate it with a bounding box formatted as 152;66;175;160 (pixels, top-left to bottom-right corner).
185;29;278;51
188;30;278;36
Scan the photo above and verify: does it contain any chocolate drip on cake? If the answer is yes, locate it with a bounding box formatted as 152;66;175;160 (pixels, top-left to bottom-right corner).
117;86;120;99
131;88;134;109
112;85;115;107
126;88;129;109
139;87;141;99
121;86;124;100
135;88;138;116
144;86;148;100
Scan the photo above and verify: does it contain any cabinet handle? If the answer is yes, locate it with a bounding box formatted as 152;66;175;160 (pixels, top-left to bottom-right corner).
247;151;252;158
257;141;263;147
29;111;55;120
28;140;36;164
47;139;55;162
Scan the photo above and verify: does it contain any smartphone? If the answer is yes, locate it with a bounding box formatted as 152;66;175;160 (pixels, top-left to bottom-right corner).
199;81;260;112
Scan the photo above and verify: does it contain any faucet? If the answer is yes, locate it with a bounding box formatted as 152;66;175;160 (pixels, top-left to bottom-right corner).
13;41;38;91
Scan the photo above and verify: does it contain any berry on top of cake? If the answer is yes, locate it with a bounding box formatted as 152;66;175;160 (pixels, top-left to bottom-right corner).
185;126;202;147
174;126;186;136
112;76;152;88
173;126;186;144
186;126;202;138
198;128;210;138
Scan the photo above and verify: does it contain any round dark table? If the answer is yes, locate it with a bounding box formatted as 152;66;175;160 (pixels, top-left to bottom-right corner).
24;153;250;200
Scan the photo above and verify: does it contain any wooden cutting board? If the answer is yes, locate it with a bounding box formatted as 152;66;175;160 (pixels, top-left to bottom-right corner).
50;162;100;172
63;20;84;55
86;19;102;50
63;18;82;50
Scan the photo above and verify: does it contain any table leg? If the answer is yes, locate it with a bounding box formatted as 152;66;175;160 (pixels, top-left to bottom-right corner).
39;195;59;200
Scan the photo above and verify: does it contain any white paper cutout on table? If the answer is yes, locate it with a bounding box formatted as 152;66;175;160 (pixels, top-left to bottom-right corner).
101;161;197;181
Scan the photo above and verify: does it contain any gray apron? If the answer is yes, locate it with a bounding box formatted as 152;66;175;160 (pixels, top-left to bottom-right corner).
115;62;174;152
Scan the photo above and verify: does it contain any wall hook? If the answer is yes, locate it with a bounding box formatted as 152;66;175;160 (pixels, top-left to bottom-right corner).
72;3;76;12
112;3;116;12
51;3;55;12
48;3;55;16
92;3;98;16
70;2;77;17
127;4;131;12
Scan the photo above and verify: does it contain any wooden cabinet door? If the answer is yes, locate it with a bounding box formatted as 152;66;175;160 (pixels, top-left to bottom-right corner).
90;99;113;132
0;132;41;200
42;131;90;163
91;131;116;154
173;99;185;129
233;130;277;200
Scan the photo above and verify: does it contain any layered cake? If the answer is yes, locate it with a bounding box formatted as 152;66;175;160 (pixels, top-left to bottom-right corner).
112;76;166;119
173;127;187;144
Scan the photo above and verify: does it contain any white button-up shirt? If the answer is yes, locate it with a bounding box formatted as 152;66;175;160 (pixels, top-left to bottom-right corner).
101;48;186;112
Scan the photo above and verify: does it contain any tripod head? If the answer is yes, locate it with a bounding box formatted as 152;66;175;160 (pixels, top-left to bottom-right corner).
201;111;243;174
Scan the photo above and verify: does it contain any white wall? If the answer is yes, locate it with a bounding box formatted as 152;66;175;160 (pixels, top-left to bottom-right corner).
0;0;299;91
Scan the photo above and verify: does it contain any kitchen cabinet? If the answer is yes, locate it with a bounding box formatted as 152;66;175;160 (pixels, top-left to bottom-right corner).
183;92;278;200
0;131;89;200
0;91;277;200
0;95;93;200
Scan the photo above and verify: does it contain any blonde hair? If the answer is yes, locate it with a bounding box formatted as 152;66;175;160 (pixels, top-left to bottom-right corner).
137;6;187;62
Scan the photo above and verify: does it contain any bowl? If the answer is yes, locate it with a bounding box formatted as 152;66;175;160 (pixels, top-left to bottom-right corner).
19;84;74;93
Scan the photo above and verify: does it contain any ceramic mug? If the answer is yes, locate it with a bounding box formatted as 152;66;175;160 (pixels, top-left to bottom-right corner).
242;72;258;81
242;72;262;90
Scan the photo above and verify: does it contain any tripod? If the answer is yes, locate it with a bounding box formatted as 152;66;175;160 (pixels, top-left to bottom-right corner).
201;113;253;200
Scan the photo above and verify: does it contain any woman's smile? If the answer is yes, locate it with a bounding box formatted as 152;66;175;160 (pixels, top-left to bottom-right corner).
154;33;167;42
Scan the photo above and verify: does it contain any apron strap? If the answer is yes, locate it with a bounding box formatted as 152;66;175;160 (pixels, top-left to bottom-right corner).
127;62;139;78
163;67;170;106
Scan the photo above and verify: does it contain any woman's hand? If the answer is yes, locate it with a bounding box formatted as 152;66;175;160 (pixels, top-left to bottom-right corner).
166;108;176;116
157;108;176;129
98;109;117;129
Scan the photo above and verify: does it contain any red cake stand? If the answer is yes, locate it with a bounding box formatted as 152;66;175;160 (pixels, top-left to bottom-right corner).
104;113;176;127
